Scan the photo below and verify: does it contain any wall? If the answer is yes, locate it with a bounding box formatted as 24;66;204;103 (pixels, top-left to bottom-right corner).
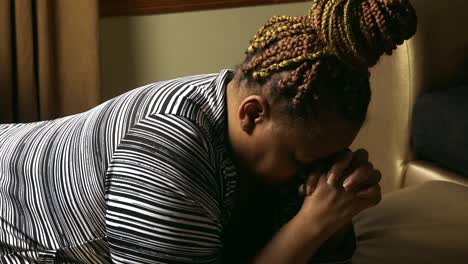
99;2;311;100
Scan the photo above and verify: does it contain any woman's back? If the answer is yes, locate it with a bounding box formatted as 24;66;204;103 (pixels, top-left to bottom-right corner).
0;70;237;262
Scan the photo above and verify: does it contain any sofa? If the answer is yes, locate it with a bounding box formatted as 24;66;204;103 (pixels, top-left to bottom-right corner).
351;0;468;192
349;1;468;263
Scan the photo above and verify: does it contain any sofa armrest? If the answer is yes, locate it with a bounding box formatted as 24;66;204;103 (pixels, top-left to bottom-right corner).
402;160;468;188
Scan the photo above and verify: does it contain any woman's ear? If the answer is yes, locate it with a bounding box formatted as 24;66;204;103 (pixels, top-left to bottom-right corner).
238;95;269;134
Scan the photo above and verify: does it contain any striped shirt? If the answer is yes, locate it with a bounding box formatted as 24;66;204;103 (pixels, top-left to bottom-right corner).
0;69;355;263
0;69;237;263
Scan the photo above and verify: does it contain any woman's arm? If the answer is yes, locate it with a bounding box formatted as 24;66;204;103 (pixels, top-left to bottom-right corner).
252;209;329;263
310;223;357;263
253;173;380;264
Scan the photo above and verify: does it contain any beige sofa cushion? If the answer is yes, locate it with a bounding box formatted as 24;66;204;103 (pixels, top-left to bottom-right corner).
353;181;468;264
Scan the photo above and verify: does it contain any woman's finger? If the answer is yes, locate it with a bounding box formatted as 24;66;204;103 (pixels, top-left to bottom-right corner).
347;169;381;192
340;149;369;183
348;184;382;215
298;183;306;197
368;170;382;186
356;184;382;203
305;171;320;195
327;149;353;185
298;171;321;196
342;162;374;191
351;149;369;166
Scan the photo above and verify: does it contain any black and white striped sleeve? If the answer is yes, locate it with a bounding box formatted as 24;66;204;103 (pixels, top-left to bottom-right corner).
104;114;222;263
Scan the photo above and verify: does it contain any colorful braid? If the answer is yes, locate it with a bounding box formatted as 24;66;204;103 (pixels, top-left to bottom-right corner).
239;0;417;121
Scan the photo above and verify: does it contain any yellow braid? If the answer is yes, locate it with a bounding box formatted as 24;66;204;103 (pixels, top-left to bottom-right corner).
244;0;417;81
247;15;296;54
252;50;332;80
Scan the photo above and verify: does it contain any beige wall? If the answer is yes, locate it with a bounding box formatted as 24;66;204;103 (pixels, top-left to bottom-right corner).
99;2;311;100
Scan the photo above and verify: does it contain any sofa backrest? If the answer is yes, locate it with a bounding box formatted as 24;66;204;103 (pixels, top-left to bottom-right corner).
351;0;468;192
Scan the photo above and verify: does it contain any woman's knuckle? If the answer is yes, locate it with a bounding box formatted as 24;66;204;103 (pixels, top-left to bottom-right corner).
354;166;368;178
345;178;355;186
375;170;382;180
353;148;369;162
345;149;354;160
363;162;374;170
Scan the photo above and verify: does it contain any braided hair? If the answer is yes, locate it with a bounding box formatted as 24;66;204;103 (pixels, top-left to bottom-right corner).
239;0;417;123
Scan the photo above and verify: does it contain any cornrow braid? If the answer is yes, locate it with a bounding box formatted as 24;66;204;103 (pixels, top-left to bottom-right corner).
239;0;417;122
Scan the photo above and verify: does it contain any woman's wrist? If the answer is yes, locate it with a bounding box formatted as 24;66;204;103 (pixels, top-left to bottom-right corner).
252;212;329;264
293;209;330;245
295;206;340;243
312;222;355;259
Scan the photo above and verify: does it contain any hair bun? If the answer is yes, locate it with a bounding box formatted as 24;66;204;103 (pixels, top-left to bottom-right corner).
309;0;417;68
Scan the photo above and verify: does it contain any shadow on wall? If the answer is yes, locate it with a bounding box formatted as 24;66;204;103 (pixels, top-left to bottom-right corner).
100;18;139;100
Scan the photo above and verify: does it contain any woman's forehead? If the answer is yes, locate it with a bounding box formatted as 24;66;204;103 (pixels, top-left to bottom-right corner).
289;116;359;162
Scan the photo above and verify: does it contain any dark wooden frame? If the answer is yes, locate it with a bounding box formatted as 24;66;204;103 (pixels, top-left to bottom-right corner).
99;0;308;17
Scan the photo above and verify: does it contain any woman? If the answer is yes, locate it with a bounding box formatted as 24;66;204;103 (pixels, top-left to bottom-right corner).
0;0;417;263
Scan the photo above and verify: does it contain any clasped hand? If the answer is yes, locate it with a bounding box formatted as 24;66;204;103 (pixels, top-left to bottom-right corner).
296;149;382;235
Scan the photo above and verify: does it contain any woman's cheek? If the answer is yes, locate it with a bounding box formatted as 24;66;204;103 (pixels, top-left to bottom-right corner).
257;154;296;184
276;162;298;183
